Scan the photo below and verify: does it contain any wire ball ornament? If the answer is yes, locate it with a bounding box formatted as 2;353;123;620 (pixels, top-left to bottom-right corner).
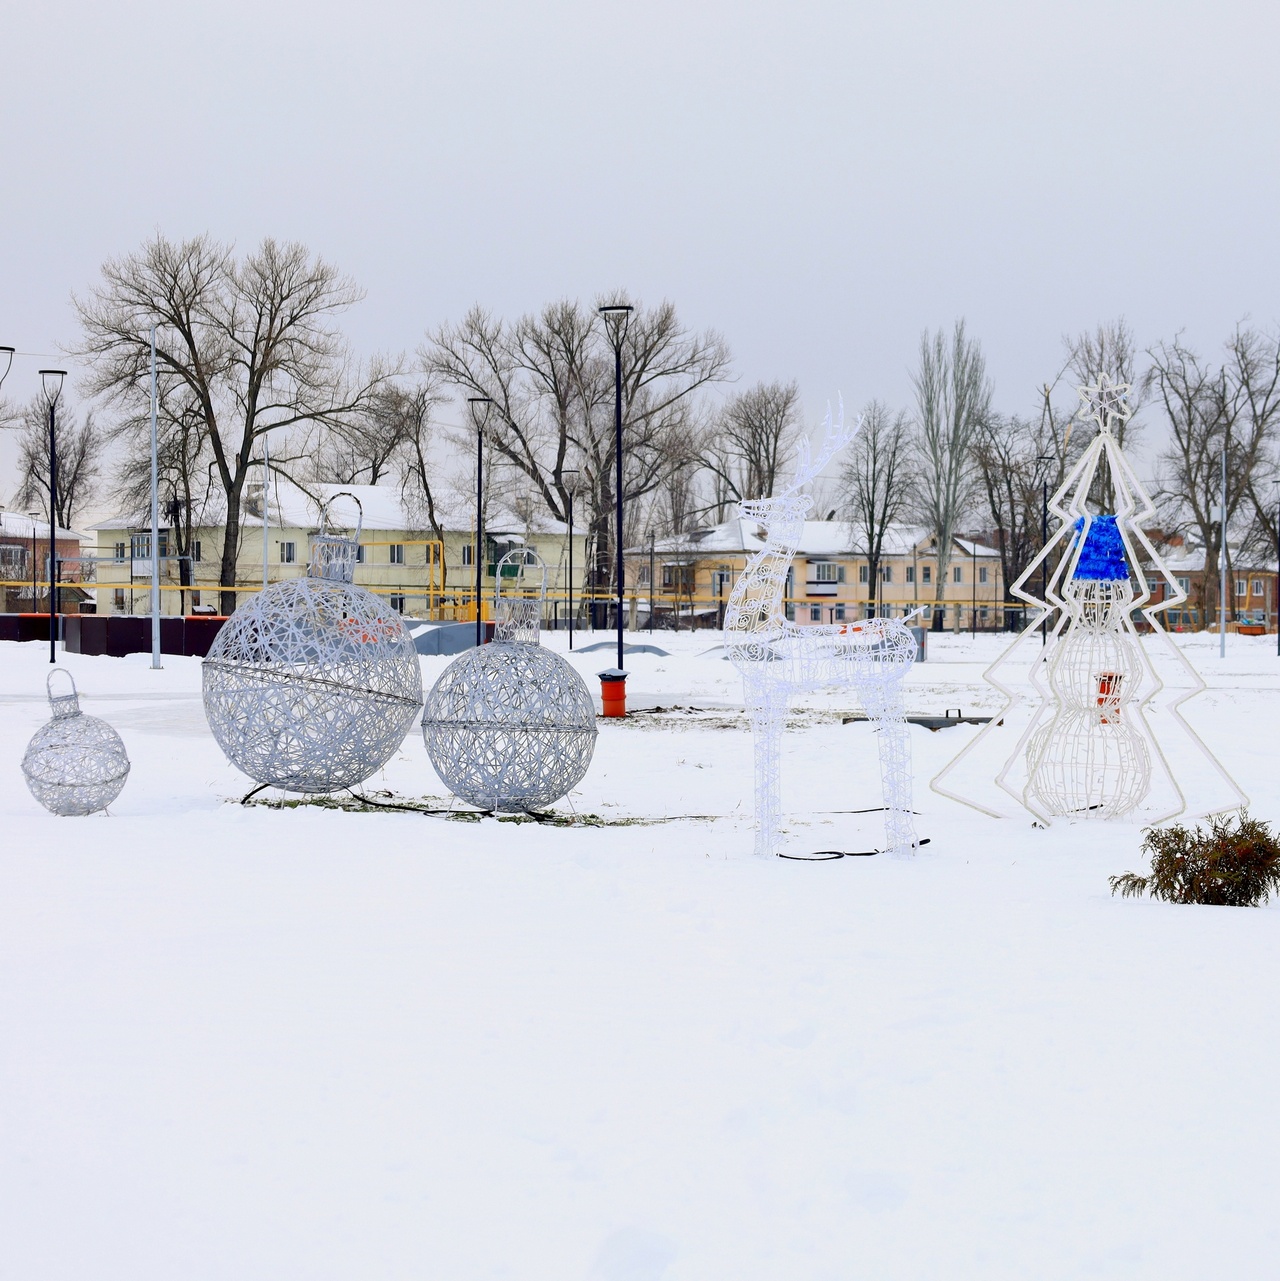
422;550;598;813
22;669;130;815
931;376;1246;824
202;493;423;794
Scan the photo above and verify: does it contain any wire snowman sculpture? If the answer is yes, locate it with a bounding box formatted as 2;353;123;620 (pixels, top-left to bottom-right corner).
931;375;1246;823
725;403;919;858
422;549;598;813
22;668;131;815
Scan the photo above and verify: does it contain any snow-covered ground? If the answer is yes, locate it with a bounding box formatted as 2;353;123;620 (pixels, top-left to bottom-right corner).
2;629;1278;1279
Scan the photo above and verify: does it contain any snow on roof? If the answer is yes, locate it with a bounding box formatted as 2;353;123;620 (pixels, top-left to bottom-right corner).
0;511;82;541
90;479;570;538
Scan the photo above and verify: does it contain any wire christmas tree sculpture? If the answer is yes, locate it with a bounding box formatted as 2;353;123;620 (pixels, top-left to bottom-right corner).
202;493;423;793
22;669;130;815
725;402;920;858
931;376;1247;823
422;550;598;813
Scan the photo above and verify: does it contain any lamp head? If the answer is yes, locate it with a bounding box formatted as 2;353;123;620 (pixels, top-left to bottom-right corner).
467;395;494;429
598;304;633;340
0;346;14;391
38;369;67;404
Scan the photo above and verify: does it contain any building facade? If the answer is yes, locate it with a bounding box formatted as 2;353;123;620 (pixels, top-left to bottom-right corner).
626;519;1004;630
88;481;588;623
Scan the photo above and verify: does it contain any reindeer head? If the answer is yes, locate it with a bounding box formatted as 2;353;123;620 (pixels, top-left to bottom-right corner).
738;398;859;536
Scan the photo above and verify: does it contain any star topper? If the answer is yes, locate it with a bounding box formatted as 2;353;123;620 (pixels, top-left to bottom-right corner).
1075;374;1132;435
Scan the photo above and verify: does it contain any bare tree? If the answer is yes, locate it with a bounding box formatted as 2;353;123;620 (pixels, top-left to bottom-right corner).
840;401;913;616
75;234;395;612
1148;327;1280;626
422;294;731;599
12;395;104;528
912;321;992;628
700;380;803;519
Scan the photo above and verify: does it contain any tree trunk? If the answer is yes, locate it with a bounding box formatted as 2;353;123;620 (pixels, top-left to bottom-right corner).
219;489;242;616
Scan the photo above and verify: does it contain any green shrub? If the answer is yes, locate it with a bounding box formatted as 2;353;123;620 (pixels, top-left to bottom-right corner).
1110;811;1280;907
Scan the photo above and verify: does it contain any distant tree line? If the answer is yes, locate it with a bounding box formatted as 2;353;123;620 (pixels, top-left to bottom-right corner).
7;230;1279;628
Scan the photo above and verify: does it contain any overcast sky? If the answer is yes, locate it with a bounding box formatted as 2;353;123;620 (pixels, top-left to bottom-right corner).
2;0;1278;501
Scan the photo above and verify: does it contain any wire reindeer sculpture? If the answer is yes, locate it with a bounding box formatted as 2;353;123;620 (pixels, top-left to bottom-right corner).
725;402;920;858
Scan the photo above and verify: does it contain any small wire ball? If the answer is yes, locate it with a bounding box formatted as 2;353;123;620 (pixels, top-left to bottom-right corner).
22;669;130;815
202;496;422;793
421;551;597;812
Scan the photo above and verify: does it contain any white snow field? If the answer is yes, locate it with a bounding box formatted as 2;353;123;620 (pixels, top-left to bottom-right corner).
2;629;1279;1280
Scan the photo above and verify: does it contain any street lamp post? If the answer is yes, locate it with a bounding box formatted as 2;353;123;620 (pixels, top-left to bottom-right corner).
28;512;38;609
468;397;493;648
1219;443;1228;659
38;370;67;663
970;540;977;636
598;305;633;682
563;470;579;650
149;327;162;669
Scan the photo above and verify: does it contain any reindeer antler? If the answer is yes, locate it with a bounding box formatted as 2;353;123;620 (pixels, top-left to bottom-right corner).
778;396;860;498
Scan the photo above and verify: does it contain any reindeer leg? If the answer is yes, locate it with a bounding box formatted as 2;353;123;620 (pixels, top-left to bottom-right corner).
746;680;785;858
856;671;917;855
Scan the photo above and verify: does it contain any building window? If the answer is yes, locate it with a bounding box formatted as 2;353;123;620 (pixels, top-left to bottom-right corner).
809;605;821;621
355;544;365;563
1236;579;1247;597
279;541;296;563
979;566;989;584
389;544;404;565
1252;578;1264;595
131;533;151;560
113;589;125;612
113;541;127;562
390;593;406;613
461;544;473;567
191;591;201;607
922;566;932;585
637;564;650;586
834;604;846;621
813;562;840;583
712;569;732;596
191;540;201;563
1177;576;1189;594
953;565;963;584
859;564;869;583
662;564;694;592
906;566;915;584
881;565;892;583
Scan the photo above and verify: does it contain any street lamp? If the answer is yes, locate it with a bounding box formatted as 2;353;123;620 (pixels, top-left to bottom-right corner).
468;397;493;648
38;369;66;663
598;304;633;686
563;469;579;650
28;511;39;610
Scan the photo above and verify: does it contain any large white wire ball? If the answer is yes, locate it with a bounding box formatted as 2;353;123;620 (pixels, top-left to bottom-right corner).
421;642;598;812
23;710;131;815
203;576;423;793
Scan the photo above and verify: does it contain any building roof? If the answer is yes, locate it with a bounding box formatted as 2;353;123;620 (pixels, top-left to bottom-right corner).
633;518;999;560
0;511;82;541
89;479;571;539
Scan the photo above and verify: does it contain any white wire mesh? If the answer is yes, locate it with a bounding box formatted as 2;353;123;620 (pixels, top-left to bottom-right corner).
931;376;1247;824
22;669;130;815
726;403;920;857
202;496;422;793
422;550;598;812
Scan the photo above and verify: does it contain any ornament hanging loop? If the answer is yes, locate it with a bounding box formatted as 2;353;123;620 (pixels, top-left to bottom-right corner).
309;491;365;582
493;548;547;645
46;667;81;720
